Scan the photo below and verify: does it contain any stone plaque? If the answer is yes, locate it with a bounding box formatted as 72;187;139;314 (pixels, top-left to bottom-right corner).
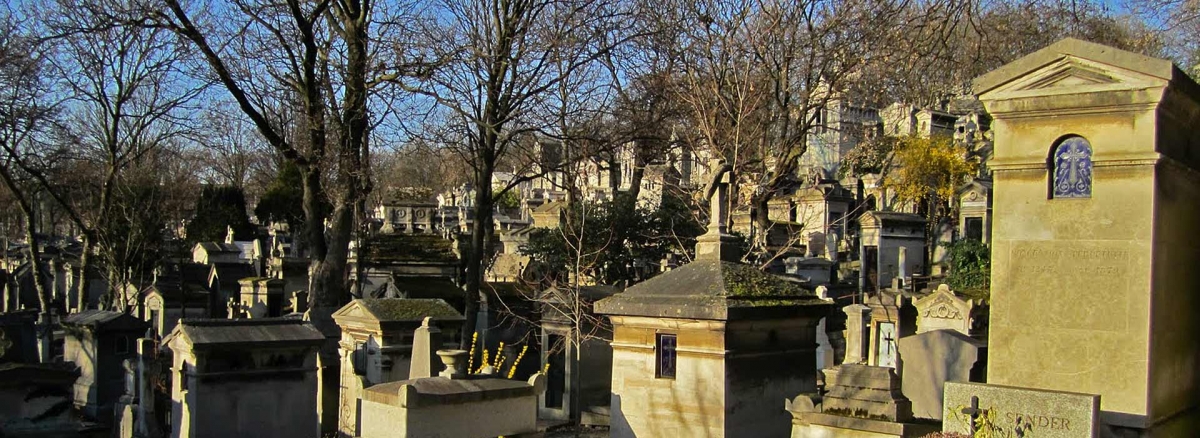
944;382;1099;438
1002;240;1133;332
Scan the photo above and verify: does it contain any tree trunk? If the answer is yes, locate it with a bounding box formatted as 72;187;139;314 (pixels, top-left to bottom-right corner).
461;168;493;349
23;212;51;318
302;167;330;306
751;193;771;252
625;149;646;205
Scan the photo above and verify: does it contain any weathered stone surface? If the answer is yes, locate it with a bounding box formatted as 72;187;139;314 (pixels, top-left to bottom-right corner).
897;329;985;420
821;364;911;422
359;373;543;438
943;382;1099;437
789;411;940;438
842;304;871;364
163;319;323;438
408;317;444;379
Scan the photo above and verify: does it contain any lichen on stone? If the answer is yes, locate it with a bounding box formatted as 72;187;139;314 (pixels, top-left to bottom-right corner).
360;298;463;321
720;262;811;298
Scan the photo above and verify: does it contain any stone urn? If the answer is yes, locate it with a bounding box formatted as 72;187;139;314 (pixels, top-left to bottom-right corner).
436;349;469;379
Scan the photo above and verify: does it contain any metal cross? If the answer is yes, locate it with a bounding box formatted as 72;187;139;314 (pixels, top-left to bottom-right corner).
960;395;986;437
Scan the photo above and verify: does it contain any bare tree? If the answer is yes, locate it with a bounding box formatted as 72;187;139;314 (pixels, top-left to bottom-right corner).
0;12;56;319
24;0;204;311
401;0;635;346
193;102;274;195
116;0;427;317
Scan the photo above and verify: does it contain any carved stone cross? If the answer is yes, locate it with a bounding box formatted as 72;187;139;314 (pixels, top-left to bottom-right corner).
705;159;732;234
696;159;736;262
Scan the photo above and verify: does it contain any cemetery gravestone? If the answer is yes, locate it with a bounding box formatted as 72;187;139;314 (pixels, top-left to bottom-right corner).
944;382;1099;438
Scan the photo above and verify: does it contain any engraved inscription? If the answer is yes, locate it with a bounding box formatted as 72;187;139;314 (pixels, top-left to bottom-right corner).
1004;241;1133;331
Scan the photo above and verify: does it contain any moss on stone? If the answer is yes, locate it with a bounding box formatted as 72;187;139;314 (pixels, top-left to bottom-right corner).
720;262;812;298
361;234;456;264
360;298;463;321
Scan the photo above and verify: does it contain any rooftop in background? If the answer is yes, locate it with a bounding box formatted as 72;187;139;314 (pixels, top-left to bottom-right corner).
359;234;457;265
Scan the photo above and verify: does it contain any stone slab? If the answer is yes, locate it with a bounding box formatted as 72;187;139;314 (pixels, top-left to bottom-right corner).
790;411;939;438
897;329;985;420
944;382;1099;437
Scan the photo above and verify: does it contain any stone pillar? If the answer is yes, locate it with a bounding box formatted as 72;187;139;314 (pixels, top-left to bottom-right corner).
409;317;444;379
842;304;871;364
291;291;309;314
827;232;839;263
897;247;908;289
37;313;53;363
136;335;161;438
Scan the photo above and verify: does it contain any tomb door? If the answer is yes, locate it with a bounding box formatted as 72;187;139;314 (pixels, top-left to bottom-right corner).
965;217;983;241
875;321;897;368
545;333;567;410
864;246;879;291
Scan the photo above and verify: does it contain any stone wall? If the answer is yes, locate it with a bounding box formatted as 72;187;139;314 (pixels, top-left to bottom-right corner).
609;316;726;438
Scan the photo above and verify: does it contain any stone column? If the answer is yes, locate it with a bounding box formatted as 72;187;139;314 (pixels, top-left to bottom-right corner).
136;334;161;438
897;247;908;290
827;232;839;263
842;304;871;364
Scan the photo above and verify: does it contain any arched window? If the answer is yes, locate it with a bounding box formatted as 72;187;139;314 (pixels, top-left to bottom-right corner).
1051;136;1092;199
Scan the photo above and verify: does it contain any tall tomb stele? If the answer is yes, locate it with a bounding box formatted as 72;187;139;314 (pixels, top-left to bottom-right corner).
976;38;1200;434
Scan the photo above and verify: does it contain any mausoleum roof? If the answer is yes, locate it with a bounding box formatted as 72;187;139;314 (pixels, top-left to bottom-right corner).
165;318;325;349
594;259;831;321
333;298;464;327
62;310;148;331
974;38;1185;95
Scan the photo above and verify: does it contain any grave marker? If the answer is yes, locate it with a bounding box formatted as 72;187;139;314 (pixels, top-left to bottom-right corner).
944;382;1099;438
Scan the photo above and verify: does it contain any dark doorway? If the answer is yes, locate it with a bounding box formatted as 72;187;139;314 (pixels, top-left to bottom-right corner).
864;245;879;291
546;334;566;409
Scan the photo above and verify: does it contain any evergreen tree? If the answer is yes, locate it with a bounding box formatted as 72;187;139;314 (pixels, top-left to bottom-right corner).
186;185;255;243
254;161;307;228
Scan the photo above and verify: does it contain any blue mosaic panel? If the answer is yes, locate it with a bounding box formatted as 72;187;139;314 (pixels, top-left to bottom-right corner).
1052;137;1092;198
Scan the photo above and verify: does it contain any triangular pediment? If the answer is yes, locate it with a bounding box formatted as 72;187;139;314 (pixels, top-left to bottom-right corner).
982;56;1164;99
1021;59;1118;89
975;38;1176;98
331;300;379;322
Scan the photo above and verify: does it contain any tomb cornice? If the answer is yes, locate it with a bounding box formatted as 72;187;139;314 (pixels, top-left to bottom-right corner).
980;97;1160;119
989;152;1161;171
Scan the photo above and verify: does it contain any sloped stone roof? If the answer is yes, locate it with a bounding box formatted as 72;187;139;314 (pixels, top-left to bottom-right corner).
360;298;463;321
594;259;830;321
333;298;465;327
62;310;148;331
167;318;324;349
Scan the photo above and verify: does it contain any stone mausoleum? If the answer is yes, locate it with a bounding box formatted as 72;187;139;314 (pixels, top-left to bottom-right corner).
164;318;326;438
977;38;1200;435
595;166;833;437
